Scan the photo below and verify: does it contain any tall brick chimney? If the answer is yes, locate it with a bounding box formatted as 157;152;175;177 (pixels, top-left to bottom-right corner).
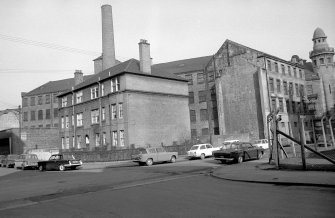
139;39;151;74
74;70;83;86
101;4;116;70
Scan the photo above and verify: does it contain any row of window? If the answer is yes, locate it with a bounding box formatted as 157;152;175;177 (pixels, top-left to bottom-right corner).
190;127;220;138
267;60;304;78
184;71;214;85
268;78;304;97
61;77;120;108
61;130;125;149
271;97;307;114
188;88;216;104
61;103;123;129
24;123;58;129
23;109;58;122
22;93;58;107
313;57;333;66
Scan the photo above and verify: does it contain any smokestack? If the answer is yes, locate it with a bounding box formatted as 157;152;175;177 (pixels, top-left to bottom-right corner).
74;70;83;86
101;4;116;70
139;39;151;74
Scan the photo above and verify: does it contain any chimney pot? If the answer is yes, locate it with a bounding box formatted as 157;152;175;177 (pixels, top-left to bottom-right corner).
74;70;84;86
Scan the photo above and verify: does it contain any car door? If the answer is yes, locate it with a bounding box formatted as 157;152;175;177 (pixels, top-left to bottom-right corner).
206;144;214;156
156;148;167;162
148;148;158;162
199;145;207;156
245;143;257;159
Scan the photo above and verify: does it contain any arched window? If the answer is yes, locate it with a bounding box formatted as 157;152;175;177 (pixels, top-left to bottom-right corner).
85;135;90;145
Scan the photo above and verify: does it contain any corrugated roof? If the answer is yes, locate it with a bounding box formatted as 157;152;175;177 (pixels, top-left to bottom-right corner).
23;75;92;97
151;56;213;74
59;58;188;96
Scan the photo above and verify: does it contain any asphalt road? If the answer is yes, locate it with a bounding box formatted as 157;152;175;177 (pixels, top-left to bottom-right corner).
0;158;334;218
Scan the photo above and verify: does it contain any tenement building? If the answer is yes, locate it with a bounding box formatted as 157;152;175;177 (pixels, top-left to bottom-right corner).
205;40;312;143
57;40;190;150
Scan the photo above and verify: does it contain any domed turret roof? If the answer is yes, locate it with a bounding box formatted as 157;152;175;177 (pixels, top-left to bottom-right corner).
313;27;327;40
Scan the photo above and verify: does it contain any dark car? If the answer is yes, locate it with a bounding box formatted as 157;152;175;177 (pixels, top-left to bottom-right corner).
3;154;20;168
0;155;6;167
213;142;264;164
38;154;82;171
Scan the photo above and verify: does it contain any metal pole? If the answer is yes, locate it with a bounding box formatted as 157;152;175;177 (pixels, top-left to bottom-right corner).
273;114;279;169
321;116;327;148
299;115;307;170
329;116;334;147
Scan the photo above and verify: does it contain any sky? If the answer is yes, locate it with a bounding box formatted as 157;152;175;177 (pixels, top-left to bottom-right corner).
0;0;334;110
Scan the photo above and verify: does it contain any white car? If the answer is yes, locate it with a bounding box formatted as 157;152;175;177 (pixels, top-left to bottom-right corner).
187;144;220;160
254;139;269;149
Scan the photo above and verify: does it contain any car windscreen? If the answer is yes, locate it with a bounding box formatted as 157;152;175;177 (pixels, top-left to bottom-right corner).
134;148;148;155
190;145;199;150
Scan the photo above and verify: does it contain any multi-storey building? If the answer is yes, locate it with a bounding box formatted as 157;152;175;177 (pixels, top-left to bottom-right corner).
57;40;190;150
152;56;218;142
204;40;311;143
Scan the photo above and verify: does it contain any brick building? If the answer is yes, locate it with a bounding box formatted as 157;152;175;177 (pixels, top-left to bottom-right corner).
57;40;190;151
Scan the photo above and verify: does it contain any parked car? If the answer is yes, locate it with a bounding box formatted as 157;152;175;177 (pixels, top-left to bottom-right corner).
0;155;6;167
38;154;82;171
254;139;269;149
3;154;20;168
131;147;178;166
15;154;39;170
213;142;264;164
187;143;220;160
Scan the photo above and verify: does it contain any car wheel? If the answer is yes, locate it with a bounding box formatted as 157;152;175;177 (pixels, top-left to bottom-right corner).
146;159;153;166
38;165;44;171
170;156;176;163
59;164;65;171
257;152;263;160
200;153;205;160
237;156;243;163
220;160;225;164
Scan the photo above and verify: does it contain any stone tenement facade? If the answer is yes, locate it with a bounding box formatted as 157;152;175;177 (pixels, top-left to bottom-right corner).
57;40;190;151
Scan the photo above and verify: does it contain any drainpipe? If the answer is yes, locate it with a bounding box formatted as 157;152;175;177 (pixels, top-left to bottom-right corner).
71;88;76;149
321;115;327;148
98;79;102;148
329;115;335;147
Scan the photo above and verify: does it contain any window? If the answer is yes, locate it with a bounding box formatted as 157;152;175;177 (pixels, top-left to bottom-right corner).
53;93;58;103
289;82;293;96
38;96;43;105
38;110;43;120
76;113;83;126
44;109;50;120
45;94;50;104
185;74;193;85
279;98;283;112
329;84;332;94
306;85;313;95
30;97;35;106
23;98;28;107
189;92;194;104
54;108;58;118
313;60;317;66
190;110;196;123
102;132;106;146
200;109;208;121
292;102;296;113
61;117;65;129
286;99;290;113
271;98;276;112
23;112;28;121
320;58;324;64
198;91;207;103
61;137;65;149
119;103;123;119
300;85;304;96
120;130;125;147
191;129;197;138
293;68;297;77
112;131;118;146
111;77;120;92
102;107;106;121
276;79;281;93
295;84;299;97
91;87;99;99
269;77;274;92
197;73;205;84
202;128;209;136
62;97;67;107
267;60;272;71
91;109;99;124
72;95;74;105
281;122;285;129
281;64;285;74
283;81;288;95
95;133;100;146
275;62;279;72
294;122;297;127
208;71;214;82
76;91;83;103
299;69;302;78
31;111;36;121
327;57;332;63
65;115;69;128
288;66;291;76
101;84;105;96
111;104;117;119
65;137;70;149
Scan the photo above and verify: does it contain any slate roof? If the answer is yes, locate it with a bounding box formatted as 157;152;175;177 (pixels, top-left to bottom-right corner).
23;75;92;97
151;56;213;74
59;58;188;96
